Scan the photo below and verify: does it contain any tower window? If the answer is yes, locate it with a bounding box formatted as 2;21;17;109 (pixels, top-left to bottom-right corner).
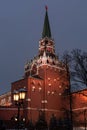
59;85;62;88
48;83;51;87
54;79;56;82
39;87;42;92
32;86;35;92
52;91;54;95
45;40;48;44
59;93;62;96
48;77;50;80
47;91;50;95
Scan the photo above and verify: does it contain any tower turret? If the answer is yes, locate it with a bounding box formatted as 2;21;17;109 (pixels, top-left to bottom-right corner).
24;7;61;77
39;7;56;57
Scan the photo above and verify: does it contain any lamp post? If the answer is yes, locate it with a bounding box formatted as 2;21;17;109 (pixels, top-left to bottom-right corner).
13;88;27;130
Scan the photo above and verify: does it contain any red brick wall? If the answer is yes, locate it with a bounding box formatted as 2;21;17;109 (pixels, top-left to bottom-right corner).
72;90;87;125
0;64;70;124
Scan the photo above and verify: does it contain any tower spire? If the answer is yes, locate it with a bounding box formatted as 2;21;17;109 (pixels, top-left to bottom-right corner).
42;6;51;38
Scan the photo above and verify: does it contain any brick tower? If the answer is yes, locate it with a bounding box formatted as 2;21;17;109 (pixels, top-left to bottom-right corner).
0;7;87;129
11;7;70;123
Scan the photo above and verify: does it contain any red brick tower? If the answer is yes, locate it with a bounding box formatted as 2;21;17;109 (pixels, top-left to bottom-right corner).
21;7;70;122
0;7;87;129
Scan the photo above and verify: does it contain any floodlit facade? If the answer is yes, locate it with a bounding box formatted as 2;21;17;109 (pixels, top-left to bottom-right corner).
0;92;11;106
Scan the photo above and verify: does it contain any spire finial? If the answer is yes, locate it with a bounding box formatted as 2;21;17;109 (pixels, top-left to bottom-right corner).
45;5;48;11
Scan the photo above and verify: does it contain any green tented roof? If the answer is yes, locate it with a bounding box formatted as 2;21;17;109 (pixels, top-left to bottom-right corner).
42;10;51;38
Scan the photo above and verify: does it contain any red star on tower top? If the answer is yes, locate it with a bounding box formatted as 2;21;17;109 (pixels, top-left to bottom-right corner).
45;5;48;11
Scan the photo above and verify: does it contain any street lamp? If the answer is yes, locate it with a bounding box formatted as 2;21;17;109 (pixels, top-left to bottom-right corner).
13;88;27;129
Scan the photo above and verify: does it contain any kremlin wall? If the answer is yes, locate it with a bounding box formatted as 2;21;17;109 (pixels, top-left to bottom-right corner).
0;7;87;129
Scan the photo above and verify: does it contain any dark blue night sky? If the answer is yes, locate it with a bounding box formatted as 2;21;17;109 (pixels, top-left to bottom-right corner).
0;0;87;94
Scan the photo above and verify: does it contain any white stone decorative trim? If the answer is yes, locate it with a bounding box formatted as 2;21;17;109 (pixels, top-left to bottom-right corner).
26;98;31;101
72;107;87;111
38;64;66;70
0;91;11;98
26;107;63;112
41;100;48;103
